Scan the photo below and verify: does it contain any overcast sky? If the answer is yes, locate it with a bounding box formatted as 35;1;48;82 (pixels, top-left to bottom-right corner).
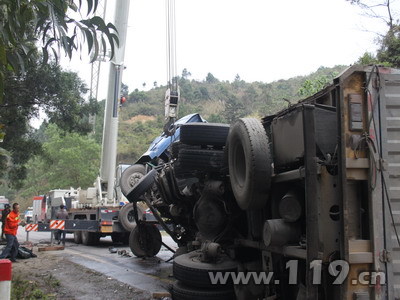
61;0;392;100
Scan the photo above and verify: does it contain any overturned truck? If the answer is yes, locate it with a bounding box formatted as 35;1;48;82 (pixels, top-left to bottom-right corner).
123;65;400;299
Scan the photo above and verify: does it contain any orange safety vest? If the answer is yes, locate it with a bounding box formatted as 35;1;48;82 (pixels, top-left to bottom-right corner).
4;210;20;236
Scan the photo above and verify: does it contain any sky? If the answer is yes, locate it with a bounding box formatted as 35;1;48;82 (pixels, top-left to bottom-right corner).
60;0;393;101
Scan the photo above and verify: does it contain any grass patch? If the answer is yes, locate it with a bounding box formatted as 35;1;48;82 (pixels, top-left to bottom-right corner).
11;274;56;300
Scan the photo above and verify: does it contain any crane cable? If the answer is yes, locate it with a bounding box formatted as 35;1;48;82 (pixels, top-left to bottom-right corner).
166;0;177;91
164;0;179;136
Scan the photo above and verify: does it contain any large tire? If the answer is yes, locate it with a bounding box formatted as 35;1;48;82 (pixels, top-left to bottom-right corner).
227;118;272;210
120;164;146;197
173;250;238;288
129;223;162;257
81;231;100;246
171;281;235;300
180;123;230;147
178;149;224;173
126;169;157;202
73;231;82;244
170;142;200;159
118;203;144;231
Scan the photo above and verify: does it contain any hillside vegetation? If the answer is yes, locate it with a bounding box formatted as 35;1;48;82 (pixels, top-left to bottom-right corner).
117;65;347;163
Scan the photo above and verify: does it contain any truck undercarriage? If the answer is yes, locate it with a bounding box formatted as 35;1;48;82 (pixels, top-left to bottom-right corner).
121;65;400;299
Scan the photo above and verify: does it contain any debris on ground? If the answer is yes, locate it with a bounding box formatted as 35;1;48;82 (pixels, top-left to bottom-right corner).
12;248;152;299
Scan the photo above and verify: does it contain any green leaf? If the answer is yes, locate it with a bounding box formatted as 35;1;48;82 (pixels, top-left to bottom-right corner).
90;32;99;63
93;0;99;15
51;47;58;65
87;0;93;16
83;28;93;55
90;16;107;32
42;47;49;64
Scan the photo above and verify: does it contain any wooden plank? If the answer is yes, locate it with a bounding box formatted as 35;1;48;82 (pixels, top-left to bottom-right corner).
37;246;65;251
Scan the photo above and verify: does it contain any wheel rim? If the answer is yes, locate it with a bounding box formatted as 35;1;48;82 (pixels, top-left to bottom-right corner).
127;209;136;223
128;172;143;188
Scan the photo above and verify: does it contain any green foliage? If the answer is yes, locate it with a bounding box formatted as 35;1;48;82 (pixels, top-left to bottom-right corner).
206;72;219;84
20;124;100;197
0;58;99;188
0;0;118;103
377;25;400;67
349;0;400;67
12;274;54;300
12;273;59;300
224;95;247;124
298;67;341;98
117;118;163;163
298;76;332;98
357;52;379;65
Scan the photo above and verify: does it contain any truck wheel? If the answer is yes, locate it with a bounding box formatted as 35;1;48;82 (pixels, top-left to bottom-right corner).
73;231;82;244
126;169;157;202
118;203;144;232
173;250;238;288
170;142;200;159
129;223;162;257
180;123;230;147
227;118;272;210
81;231;100;246
171;281;235;300
178;149;224;173
120;164;146;197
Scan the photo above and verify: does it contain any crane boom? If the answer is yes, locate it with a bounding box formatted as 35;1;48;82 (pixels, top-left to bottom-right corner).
99;0;130;205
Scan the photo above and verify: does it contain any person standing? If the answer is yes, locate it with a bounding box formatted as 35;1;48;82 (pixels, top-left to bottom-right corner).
0;203;21;262
1;204;11;240
56;204;68;245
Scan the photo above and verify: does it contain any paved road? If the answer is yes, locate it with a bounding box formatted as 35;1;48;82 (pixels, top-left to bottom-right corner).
16;226;177;297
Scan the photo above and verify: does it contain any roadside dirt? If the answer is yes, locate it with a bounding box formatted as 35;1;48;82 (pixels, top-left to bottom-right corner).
10;247;155;300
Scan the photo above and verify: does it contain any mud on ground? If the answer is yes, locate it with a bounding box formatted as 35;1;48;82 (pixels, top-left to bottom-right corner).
11;248;152;300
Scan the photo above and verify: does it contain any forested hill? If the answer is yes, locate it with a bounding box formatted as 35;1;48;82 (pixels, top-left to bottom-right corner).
117;65;347;164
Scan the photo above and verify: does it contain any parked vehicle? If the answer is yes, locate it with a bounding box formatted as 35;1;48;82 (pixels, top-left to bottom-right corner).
0;196;9;214
24;207;33;223
123;65;400;299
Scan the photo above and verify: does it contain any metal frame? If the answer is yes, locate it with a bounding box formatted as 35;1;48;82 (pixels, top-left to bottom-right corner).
303;104;320;299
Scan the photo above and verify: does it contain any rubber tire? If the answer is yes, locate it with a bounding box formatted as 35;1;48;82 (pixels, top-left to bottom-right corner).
170;142;200;159
120;164;146;197
171;281;235;300
180;123;230;147
227;118;272;210
129;223;162;257
81;231;100;246
126;169;157;203
73;231;82;244
173;250;238;288
118;203;144;231
178;149;224;173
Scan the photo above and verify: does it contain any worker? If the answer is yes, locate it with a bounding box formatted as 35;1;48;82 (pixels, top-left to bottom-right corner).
0;203;21;262
56;204;68;245
1;204;11;240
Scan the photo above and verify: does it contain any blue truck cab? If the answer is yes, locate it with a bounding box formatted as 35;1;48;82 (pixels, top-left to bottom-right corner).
135;113;206;164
